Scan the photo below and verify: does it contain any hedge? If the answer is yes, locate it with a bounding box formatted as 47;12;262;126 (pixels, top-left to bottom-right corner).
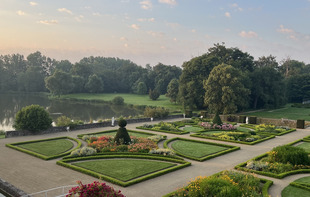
77;129;160;139
57;154;191;187
289;182;310;192
234;152;310;179
239;124;297;136
6;136;82;160
136;126;189;135
190;132;275;145
164;137;240;161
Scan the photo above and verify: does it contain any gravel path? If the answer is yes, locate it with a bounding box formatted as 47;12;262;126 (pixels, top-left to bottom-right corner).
0;118;309;197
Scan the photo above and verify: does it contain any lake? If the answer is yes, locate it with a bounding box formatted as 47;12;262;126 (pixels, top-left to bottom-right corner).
0;93;143;131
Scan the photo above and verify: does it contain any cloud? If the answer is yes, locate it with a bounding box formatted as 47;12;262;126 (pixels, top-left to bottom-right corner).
75;15;84;22
29;2;38;6
37;20;58;25
124;43;128;48
277;25;294;34
138;18;155;22
231;3;243;11
225;12;231;18
239;31;258;38
93;12;101;17
17;10;26;16
140;0;152;10
159;0;177;6
147;31;165;37
58;8;73;15
191;29;196;33
120;37;128;41
131;24;140;30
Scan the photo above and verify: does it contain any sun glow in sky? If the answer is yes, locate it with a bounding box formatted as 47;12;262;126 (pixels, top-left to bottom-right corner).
1;0;310;66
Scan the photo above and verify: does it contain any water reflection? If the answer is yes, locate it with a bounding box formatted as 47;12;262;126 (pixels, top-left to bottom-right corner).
0;93;143;131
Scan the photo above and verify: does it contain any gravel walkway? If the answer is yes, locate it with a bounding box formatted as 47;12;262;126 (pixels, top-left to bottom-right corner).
0;118;309;197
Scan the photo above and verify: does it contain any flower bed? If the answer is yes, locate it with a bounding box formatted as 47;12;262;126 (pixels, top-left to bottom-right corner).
163;170;273;197
240;124;296;136
57;154;191;187
77;129;159;139
235;143;310;179
164;138;239;161
137;122;189;134
6;137;82;160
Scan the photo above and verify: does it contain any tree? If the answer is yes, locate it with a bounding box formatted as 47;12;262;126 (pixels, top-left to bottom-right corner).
149;89;160;100
45;70;74;96
85;74;104;93
254;55;278;69
179;43;254;110
17;66;46;92
13;105;52;132
136;81;147;95
204;64;250;114
166;79;179;103
279;58;305;78
286;74;310;103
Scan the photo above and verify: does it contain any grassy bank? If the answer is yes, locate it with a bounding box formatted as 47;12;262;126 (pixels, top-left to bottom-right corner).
58;93;182;111
240;104;310;121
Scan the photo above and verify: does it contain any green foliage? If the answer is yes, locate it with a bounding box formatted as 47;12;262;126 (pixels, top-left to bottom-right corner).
144;106;169;118
267;145;310;165
70;147;97;157
238;115;246;123
118;118;127;128
85;74;104;93
13;104;52;132
166;78;179;103
200;177;241;197
204;64;250;114
287;74;310;103
212;112;223;125
149;89;160;100
55;116;72;127
114;127;131;145
45;70;74;96
136;81;148;95
112;96;124;105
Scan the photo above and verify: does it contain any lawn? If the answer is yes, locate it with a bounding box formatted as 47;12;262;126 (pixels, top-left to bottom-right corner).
0;135;4;139
59;93;182;111
92;131;154;138
73;159;176;182
181;126;204;133
241;104;310;121
17;139;73;156
171;140;228;158
295;142;310;153
282;176;310;197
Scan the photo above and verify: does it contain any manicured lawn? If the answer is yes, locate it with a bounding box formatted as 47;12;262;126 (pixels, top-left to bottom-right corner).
282;177;310;197
237;126;252;132
73;159;176;182
181;126;204;133
296;142;310;153
171;140;227;158
17;139;74;156
59;93;182;111
0;135;5;139
241;104;310;121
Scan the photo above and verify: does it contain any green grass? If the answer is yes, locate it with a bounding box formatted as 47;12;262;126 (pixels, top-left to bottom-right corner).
0;135;5;139
17;139;74;156
181;126;204;133
171;140;228;158
296;142;310;153
237;126;252;132
282;177;310;197
58;93;182;111
241;104;310;121
73;159;176;182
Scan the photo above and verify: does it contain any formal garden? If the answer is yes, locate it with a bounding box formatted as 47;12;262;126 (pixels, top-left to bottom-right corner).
281;176;310;197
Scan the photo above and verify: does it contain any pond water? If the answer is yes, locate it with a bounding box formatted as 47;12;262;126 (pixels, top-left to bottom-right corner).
0;93;143;131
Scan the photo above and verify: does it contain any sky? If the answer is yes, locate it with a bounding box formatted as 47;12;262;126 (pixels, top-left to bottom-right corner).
1;0;310;67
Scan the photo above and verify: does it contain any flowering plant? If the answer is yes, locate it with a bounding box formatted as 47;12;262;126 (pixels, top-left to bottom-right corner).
200;122;236;130
66;181;125;197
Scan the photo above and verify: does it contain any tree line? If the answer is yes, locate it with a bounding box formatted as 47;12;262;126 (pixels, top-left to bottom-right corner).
0;43;309;114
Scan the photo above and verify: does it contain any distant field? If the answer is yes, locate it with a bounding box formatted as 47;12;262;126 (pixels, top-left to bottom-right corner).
241;104;310;121
59;93;182;111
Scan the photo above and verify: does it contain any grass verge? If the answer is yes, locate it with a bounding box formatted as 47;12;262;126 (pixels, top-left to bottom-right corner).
6;137;82;160
57;154;191;187
164;137;240;161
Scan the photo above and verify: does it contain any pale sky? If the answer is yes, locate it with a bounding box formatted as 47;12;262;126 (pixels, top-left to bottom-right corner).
1;0;310;67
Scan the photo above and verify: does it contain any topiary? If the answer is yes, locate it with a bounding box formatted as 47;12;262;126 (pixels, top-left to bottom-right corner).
114;118;131;145
13;104;52;133
212;111;223;125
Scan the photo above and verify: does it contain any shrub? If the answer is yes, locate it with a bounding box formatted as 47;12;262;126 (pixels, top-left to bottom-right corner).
227;115;236;122
70;147;97;157
55;116;72;127
67;181;125;197
13;104;52;133
212;112;223;125
112;96;124;105
115;119;131;145
199;177;241;197
149;89;160;100
238;115;246;123
267;145;310;165
118;118;127;128
149;148;175;156
185;110;193;118
144;107;169;118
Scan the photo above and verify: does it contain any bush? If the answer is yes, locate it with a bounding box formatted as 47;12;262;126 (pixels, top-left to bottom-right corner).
267;145;310;165
118;118;127;128
149;89;160;100
212;112;223;125
112;96;124;105
227;115;236;122
185;110;192;118
70;147;97;157
67;181;125;197
114;120;131;145
55;116;72;127
144;107;169;118
199;177;241;197
13;105;52;132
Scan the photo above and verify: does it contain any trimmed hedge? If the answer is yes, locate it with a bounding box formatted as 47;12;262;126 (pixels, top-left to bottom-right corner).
234;152;310;179
190;132;275;145
162;171;273;197
164;137;240;161
6;136;82;160
239;124;296;136
57;154;191;187
136;126;189;135
77;129;159;139
289;182;310;192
